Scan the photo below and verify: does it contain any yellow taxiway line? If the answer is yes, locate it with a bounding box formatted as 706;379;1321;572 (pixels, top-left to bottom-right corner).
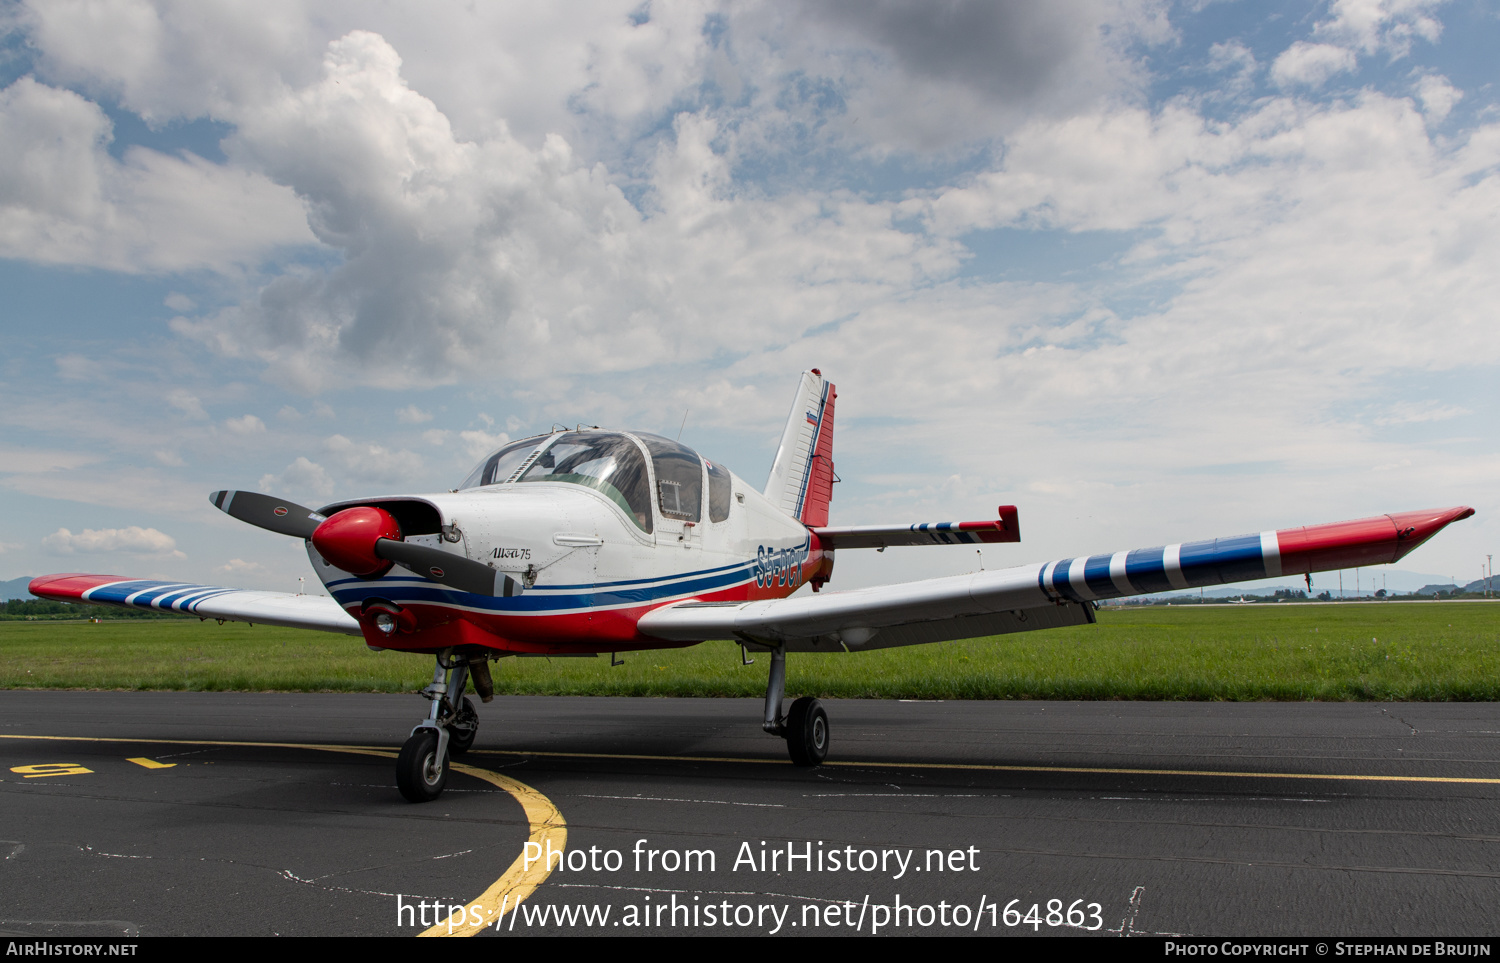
416;761;566;938
0;733;565;938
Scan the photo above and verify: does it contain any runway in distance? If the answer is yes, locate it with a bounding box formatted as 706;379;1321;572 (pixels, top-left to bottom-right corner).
30;370;1474;801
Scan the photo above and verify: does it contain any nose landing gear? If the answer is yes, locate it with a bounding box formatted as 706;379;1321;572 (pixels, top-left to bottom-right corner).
396;651;485;802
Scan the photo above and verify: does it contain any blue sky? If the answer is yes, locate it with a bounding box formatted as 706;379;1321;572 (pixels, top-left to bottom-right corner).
1;0;1496;593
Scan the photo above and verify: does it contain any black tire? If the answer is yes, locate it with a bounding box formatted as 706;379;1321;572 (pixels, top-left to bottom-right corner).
396;730;448;802
785;697;829;767
447;696;478;756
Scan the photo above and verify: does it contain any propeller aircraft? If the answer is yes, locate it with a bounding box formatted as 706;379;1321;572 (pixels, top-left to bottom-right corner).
29;370;1475;802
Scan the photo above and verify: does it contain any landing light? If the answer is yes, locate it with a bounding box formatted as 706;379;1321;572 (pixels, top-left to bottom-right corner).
373;612;398;635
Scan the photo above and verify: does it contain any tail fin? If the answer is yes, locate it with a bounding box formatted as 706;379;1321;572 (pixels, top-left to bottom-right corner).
763;369;837;526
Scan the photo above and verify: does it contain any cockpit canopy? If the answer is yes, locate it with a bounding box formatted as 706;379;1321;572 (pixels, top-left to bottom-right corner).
457;430;732;533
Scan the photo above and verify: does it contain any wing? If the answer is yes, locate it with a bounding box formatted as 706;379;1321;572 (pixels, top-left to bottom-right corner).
28;574;362;636
814;506;1020;549
640;506;1474;653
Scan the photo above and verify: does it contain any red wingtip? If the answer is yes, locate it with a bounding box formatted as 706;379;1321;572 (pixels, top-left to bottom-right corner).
1276;506;1474;574
1387;506;1475;562
28;574;133;602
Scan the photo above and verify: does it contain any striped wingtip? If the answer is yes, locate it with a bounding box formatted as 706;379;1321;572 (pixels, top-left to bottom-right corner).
1038;506;1475;603
28;573;132;602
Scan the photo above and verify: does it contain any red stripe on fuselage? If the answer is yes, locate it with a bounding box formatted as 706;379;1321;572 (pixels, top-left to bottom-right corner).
371;552;833;654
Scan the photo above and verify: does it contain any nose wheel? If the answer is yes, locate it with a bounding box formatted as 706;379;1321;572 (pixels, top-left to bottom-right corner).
396;729;448;802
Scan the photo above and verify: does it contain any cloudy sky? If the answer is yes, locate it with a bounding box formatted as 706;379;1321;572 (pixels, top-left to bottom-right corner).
1;0;1495;594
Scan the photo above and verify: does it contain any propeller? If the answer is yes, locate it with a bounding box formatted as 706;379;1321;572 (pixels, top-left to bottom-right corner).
211;490;324;539
374;537;521;598
211;493;518;597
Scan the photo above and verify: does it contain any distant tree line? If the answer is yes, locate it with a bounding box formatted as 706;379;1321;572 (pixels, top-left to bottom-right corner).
2;599;191;621
1116;586;1490;605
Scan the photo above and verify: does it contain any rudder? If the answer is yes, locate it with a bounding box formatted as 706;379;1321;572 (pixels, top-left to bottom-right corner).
763;369;836;526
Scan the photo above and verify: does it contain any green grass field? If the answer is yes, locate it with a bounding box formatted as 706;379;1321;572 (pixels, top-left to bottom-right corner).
0;601;1495;700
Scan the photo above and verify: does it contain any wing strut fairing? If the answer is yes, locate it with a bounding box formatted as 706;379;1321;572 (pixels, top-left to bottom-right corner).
640;506;1475;652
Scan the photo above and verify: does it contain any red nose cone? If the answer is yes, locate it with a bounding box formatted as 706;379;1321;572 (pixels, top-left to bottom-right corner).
311;506;401;578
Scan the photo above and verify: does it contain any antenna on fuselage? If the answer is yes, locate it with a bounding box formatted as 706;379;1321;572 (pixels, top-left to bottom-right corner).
677;409;689;442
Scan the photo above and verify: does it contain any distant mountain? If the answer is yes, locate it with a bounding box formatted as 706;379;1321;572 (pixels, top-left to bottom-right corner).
1405;579;1495;596
1;577;36;601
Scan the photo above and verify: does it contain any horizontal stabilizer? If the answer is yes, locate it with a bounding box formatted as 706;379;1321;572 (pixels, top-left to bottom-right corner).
28;574;361;636
815;506;1020;549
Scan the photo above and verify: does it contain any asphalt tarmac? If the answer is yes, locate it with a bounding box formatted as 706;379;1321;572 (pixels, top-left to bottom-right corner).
2;691;1498;937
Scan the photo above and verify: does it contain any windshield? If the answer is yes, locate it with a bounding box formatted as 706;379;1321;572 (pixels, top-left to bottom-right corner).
517;431;654;532
457;436;552;491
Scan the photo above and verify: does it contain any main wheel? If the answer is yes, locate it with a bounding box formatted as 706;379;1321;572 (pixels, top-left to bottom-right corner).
785;697;829;767
447;697;478;756
396;730;448;802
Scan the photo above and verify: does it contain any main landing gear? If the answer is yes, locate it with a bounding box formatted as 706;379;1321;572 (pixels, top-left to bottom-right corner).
396;650;492;802
762;646;829;766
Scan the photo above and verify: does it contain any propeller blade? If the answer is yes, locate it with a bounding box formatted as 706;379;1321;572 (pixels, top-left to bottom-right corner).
211;490;324;540
374;539;521;597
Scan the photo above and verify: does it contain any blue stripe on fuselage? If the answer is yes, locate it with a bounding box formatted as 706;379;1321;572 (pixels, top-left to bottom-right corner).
323;556;756;593
327;558;760;614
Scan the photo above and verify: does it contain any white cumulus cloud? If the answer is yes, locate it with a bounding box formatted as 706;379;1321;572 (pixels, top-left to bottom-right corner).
42;526;184;557
323;434;424;487
223;414;266;434
259;456;335;499
396;404;433;424
458;429;510;461
0;77;315;272
1271;43;1358;89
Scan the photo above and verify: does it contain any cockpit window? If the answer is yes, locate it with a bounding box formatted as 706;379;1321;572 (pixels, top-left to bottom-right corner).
517;432;654;533
457;436;551;491
706;460;732;523
639;434;703;524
